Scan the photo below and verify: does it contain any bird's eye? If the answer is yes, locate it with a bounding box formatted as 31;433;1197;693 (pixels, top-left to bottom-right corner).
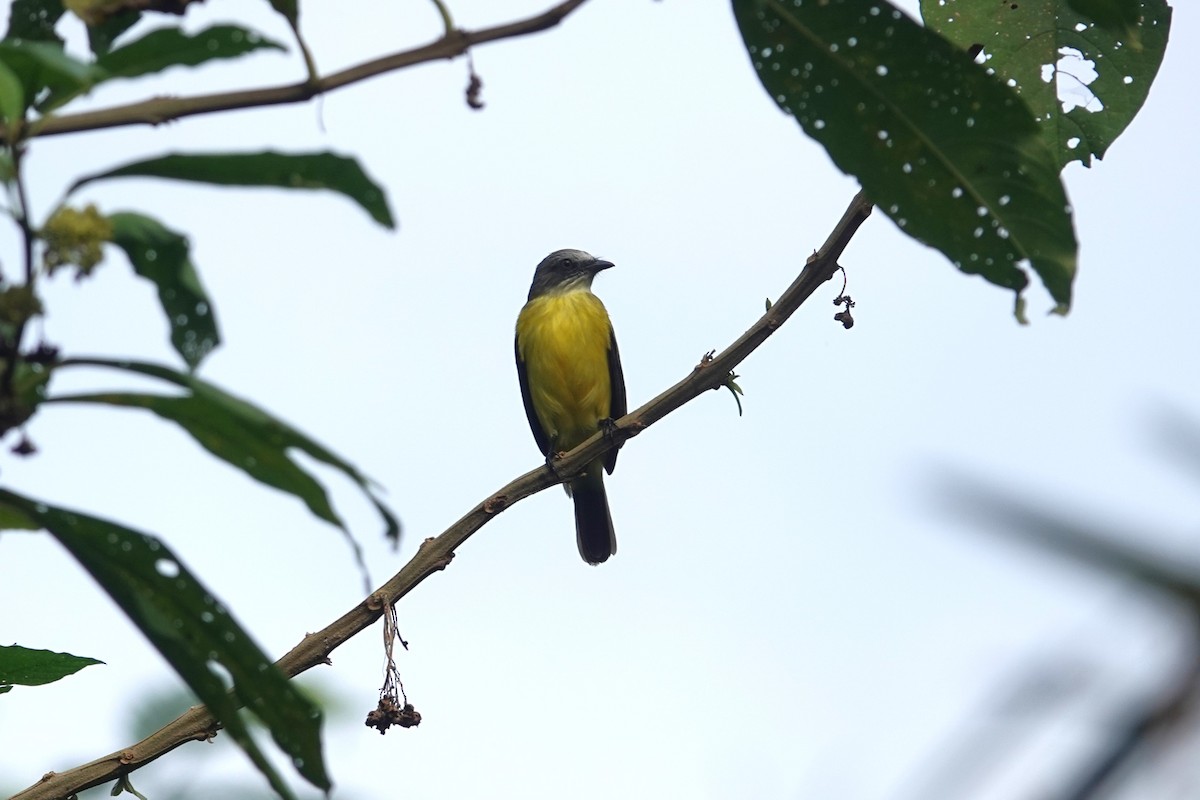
559;258;572;269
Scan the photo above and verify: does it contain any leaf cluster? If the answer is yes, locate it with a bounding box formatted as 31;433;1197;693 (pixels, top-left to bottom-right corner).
0;2;401;797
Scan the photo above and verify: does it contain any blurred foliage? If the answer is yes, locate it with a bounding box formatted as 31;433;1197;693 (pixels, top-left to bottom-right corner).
94;678;363;800
0;2;397;795
104;212;220;368
0;489;332;800
939;409;1200;799
41;203;110;278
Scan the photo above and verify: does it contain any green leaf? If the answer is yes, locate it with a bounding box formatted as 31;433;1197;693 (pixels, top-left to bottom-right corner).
86;9;139;57
0;359;51;436
0;58;25;124
0;38;104;112
96;25;286;79
266;0;298;26
1066;0;1141;38
0;489;331;798
0;500;40;529
51;357;401;547
4;0;65;45
107;212;221;370
64;394;343;524
733;0;1078;313
922;0;1170;170
0;644;103;692
73;151;396;229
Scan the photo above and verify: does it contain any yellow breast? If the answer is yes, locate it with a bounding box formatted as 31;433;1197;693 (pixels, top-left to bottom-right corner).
516;290;614;450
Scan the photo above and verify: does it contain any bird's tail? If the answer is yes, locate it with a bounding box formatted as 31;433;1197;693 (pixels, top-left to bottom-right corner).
571;463;616;565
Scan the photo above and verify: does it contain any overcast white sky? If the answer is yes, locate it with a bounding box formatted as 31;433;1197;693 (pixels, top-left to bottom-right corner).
3;1;1199;799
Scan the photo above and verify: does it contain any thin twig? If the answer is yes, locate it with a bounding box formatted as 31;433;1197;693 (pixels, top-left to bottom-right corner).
9;190;873;800
0;0;589;142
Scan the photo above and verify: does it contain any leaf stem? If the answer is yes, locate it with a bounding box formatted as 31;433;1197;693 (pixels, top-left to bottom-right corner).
2;141;34;394
430;0;455;36
287;18;320;85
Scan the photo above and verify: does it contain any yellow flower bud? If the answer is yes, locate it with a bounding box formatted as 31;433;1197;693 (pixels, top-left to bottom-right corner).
41;204;113;280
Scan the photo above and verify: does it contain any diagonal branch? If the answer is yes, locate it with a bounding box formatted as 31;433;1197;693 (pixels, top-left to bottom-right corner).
11;191;873;800
6;0;590;142
1057;632;1200;800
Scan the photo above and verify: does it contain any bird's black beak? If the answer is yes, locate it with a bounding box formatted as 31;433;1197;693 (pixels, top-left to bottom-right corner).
591;258;615;273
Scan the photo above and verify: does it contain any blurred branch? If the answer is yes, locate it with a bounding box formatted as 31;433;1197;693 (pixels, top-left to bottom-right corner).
1152;407;1200;485
896;659;1087;800
1057;628;1200;800
10;192;873;800
939;471;1200;799
1;0;591;142
939;475;1200;604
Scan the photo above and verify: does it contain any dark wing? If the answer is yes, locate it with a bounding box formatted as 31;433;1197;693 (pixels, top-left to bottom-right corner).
604;325;627;474
515;334;552;459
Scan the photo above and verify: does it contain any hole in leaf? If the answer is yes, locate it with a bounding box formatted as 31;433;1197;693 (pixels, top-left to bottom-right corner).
208;660;234;688
1054;47;1102;113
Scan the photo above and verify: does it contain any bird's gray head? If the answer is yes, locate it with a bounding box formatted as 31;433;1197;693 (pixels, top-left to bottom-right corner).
527;248;614;300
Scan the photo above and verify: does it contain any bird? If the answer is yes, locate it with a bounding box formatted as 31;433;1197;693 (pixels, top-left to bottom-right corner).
515;248;627;564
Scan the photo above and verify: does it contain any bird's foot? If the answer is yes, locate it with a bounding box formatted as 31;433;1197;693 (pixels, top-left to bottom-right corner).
544;449;567;479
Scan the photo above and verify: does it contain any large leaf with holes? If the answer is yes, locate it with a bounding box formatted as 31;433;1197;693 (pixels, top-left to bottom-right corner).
922;0;1171;169
734;0;1077;315
1067;0;1143;39
0;489;330;798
